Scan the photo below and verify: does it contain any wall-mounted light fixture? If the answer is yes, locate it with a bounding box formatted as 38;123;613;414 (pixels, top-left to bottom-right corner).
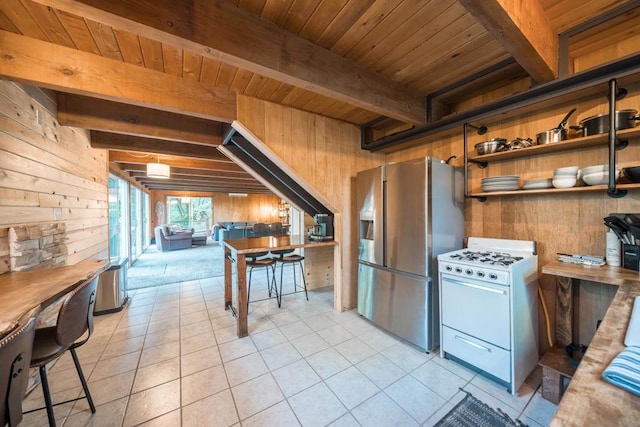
147;156;170;179
229;193;248;197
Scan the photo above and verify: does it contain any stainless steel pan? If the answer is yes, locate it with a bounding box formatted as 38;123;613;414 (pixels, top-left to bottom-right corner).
571;109;640;137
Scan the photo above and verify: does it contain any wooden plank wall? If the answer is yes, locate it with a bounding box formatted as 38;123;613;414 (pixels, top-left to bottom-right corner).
149;190;281;236
236;95;385;310
0;80;108;268
387;82;640;354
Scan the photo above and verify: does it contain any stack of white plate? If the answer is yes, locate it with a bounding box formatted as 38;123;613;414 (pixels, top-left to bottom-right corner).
522;178;553;190
552;166;580;188
481;175;520;192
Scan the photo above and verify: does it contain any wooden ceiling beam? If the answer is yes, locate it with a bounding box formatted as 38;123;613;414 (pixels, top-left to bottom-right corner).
128;171;261;184
0;30;236;122
115;162;250;176
59;95;222;145
137;177;265;187
91;131;229;161
141;183;270;193
127;171;257;184
459;0;558;83
109;152;242;172
32;0;425;124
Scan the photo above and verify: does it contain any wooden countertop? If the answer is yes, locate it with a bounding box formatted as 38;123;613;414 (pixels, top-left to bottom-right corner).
0;259;107;337
221;235;337;255
542;261;640;426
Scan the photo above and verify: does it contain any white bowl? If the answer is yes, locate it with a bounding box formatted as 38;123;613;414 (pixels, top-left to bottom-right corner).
582;165;608;175
552;177;577;188
582;169;620;186
554;166;579;175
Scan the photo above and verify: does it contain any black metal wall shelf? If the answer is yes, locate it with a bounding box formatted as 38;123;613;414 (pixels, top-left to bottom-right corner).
464;79;639;201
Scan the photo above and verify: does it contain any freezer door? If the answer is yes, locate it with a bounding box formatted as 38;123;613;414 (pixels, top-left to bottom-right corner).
357;263;436;351
385;158;428;276
356;166;384;265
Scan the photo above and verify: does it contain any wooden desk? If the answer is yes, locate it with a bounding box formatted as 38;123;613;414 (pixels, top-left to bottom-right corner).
542;261;640;426
222;235;337;338
0;259;107;338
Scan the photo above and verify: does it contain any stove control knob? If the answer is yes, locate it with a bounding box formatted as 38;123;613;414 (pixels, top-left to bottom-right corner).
445;265;452;272
477;271;485;278
465;269;473;276
454;267;463;274
489;272;498;280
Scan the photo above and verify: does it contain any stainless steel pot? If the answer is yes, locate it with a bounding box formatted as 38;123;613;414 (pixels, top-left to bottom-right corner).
536;128;566;145
475;138;507;155
536;107;576;145
571;109;640;136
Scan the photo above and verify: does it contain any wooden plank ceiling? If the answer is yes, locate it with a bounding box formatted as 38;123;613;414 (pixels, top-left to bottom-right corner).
0;0;635;193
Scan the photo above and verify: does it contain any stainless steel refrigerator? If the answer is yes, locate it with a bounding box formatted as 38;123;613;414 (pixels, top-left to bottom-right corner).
357;157;464;351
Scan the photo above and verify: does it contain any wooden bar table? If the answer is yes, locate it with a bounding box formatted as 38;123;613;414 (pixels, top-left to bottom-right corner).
222;235;337;338
541;261;640;426
0;259;107;338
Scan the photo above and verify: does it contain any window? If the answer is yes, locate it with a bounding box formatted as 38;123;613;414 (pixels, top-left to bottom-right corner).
109;174;150;263
108;174;129;260
166;197;212;232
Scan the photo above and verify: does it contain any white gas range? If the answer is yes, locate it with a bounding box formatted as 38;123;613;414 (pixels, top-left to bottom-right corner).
438;237;539;395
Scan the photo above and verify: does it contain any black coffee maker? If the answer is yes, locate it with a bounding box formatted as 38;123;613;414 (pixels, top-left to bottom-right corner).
309;213;334;240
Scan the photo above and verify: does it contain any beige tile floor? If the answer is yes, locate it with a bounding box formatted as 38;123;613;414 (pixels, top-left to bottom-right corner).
21;268;558;426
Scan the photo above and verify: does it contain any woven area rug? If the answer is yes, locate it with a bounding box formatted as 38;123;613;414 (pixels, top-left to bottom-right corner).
434;390;528;427
127;241;225;289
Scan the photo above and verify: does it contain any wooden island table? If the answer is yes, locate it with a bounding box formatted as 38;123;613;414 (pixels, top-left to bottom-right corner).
0;259;107;338
542;261;640;426
222;235;337;338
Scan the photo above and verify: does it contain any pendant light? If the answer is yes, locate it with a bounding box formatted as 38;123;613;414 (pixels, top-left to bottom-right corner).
147;156;170;179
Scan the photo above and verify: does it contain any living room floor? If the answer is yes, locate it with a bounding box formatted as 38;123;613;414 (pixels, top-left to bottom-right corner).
21;271;557;426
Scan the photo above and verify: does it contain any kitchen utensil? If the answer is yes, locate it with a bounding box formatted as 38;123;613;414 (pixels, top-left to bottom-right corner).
570;109;640;137
625;214;640;225
536;128;565;145
475;138;507;155
506;137;533;150
535;108;576;145
605;216;633;244
604;221;629;244
557;107;577;129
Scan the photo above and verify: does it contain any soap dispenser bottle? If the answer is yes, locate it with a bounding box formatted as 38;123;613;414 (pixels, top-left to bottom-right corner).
606;228;621;267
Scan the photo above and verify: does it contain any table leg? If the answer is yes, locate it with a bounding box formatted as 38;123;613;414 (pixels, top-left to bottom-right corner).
224;247;232;310
555;276;574;346
236;254;248;337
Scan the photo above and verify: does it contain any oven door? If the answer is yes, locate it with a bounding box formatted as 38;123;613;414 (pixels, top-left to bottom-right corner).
440;274;510;349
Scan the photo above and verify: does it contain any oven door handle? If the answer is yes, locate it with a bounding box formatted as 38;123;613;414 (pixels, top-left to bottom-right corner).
444;278;506;295
455;335;491;352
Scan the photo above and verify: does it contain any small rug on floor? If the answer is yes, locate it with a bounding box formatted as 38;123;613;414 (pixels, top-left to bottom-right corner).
434;390;528;427
127;241;225;289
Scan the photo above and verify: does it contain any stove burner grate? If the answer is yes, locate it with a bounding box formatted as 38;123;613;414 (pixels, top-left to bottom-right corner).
449;250;524;265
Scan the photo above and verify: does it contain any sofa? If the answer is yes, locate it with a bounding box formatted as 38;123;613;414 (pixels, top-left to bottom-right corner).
154;225;193;251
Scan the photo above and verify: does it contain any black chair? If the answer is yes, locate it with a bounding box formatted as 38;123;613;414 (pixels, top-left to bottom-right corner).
247;252;278;307
271;249;307;307
28;276;99;427
269;222;283;235
0;307;37;427
250;222;269;237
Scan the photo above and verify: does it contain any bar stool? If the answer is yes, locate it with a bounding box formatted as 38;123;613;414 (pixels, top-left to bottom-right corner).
247;251;278;307
28;276;99;427
271;249;307;306
1;307;37;427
